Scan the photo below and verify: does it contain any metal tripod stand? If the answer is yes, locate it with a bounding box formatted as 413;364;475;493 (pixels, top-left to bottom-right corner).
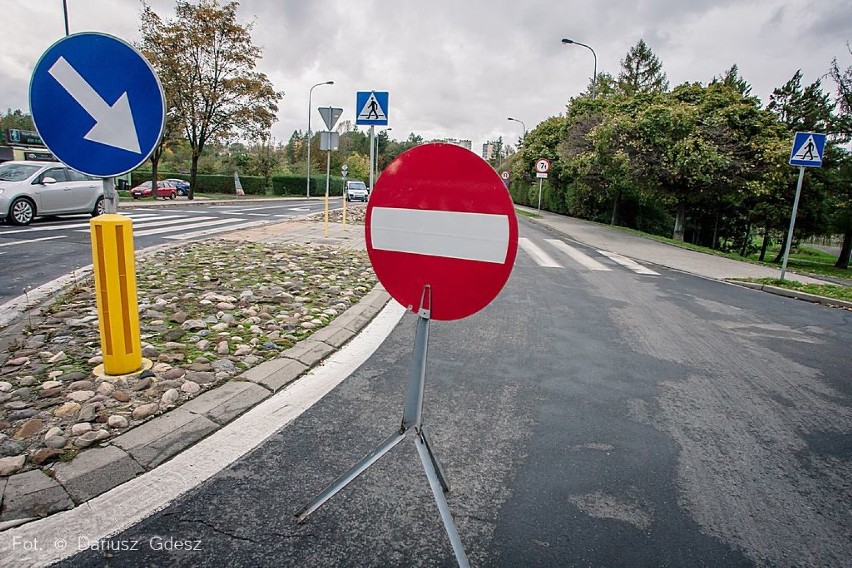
295;286;469;567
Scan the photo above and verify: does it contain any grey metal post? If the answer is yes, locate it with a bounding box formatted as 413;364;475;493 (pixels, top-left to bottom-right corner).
402;287;431;430
102;177;117;214
537;178;543;214
369;125;375;191
780;166;806;281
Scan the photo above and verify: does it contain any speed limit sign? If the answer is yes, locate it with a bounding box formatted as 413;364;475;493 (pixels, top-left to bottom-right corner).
535;158;550;173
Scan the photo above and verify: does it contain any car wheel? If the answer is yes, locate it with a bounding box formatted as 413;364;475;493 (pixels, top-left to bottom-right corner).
9;197;35;226
169;191;176;200
91;196;105;217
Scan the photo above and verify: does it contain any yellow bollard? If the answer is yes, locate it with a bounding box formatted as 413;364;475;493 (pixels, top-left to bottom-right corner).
90;214;142;375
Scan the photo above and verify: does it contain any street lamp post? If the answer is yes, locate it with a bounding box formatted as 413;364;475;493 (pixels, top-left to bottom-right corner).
561;38;597;98
306;80;334;198
507;117;526;147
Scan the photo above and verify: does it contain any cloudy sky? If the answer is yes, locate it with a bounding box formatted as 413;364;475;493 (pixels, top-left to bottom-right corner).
2;0;850;151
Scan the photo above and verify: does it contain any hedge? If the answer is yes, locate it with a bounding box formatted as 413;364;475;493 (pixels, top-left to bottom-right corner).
131;171;345;197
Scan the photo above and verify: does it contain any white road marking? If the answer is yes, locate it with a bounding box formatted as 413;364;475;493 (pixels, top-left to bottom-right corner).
0;300;406;567
0;235;66;247
73;216;215;234
596;250;660;275
131;218;240;236
370;207;511;264
0;215;159;234
518;237;562;267
164;220;271;240
547;239;611;271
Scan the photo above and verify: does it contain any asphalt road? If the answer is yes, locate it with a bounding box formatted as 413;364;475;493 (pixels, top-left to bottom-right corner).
55;218;852;567
0;198;336;305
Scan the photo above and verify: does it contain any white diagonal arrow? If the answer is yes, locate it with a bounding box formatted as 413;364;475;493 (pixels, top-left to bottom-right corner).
47;56;141;154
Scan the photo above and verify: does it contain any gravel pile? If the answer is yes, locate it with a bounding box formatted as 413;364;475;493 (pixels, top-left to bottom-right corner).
0;239;377;477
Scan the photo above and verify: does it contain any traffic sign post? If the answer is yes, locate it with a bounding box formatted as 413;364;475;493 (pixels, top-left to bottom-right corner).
317;107;343;237
341;164;349;227
781;132;827;280
29;32;166;376
356;91;389;192
534;158;550;213
297;144;518;567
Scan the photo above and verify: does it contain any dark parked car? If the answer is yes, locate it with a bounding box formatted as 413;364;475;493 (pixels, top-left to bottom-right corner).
163;178;190;196
130;180;178;200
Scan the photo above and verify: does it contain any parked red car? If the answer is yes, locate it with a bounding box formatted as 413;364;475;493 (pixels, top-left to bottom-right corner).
130;180;178;200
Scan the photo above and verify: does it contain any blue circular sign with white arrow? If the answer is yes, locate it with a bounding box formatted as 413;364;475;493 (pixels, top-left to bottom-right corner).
29;32;165;178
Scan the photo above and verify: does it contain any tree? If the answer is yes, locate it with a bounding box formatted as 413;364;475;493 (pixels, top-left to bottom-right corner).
829;44;852;139
0;109;35;132
617;39;669;96
139;0;282;199
829;46;852;268
712;64;752;97
767;70;834;133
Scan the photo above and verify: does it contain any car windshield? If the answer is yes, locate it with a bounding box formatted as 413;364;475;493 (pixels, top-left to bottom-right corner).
0;163;41;181
349;182;367;190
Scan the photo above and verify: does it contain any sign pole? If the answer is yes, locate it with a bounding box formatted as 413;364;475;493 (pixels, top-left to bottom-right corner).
342;166;348;228
369;125;375;191
780;166;806;281
103;177;117;214
324;149;331;238
537;178;543;214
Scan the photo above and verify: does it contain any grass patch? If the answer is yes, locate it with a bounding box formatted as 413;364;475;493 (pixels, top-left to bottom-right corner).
516;208;542;219
606;225;851;282
739;278;852;303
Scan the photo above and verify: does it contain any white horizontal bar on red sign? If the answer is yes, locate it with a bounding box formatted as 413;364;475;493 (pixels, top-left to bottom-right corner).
370;207;510;264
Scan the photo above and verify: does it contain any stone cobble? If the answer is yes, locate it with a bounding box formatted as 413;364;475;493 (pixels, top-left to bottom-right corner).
0;236;376;478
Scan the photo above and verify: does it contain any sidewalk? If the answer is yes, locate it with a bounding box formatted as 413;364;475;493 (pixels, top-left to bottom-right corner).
522;208;852;309
0;210;387;530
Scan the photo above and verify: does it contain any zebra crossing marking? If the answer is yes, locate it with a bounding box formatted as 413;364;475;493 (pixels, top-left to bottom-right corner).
164;220;270;240
0;235;66;247
596;250;659;275
518;238;562;267
546;239;611;271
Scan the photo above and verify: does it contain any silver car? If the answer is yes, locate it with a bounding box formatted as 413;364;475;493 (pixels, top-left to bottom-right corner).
0;161;104;225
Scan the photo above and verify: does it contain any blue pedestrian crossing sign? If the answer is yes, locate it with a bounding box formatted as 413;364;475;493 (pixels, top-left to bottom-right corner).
356;91;389;126
29;32;166;178
789;132;826;167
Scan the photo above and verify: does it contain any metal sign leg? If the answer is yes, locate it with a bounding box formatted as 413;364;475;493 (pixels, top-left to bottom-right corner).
294;430;406;523
415;432;469;568
420;425;450;493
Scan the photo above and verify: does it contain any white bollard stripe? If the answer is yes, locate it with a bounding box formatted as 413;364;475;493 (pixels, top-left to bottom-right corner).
370;207;510;264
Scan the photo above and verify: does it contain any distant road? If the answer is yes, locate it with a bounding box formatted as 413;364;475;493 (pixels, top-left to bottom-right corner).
0;198;337;305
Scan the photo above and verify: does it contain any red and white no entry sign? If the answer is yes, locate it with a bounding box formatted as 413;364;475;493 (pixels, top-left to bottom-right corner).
535;158;550;173
366;143;519;321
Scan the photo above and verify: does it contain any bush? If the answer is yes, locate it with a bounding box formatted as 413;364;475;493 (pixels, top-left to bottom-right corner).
132;170;347;197
270;174;345;197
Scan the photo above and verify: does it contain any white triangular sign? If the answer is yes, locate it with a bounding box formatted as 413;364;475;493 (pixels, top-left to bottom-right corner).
791;134;819;162
357;92;387;121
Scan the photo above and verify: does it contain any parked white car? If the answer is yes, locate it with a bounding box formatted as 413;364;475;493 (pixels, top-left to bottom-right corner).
0;161;104;225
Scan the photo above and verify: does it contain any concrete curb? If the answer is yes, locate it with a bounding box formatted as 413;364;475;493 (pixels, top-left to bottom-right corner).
728;280;852;309
0;283;390;529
